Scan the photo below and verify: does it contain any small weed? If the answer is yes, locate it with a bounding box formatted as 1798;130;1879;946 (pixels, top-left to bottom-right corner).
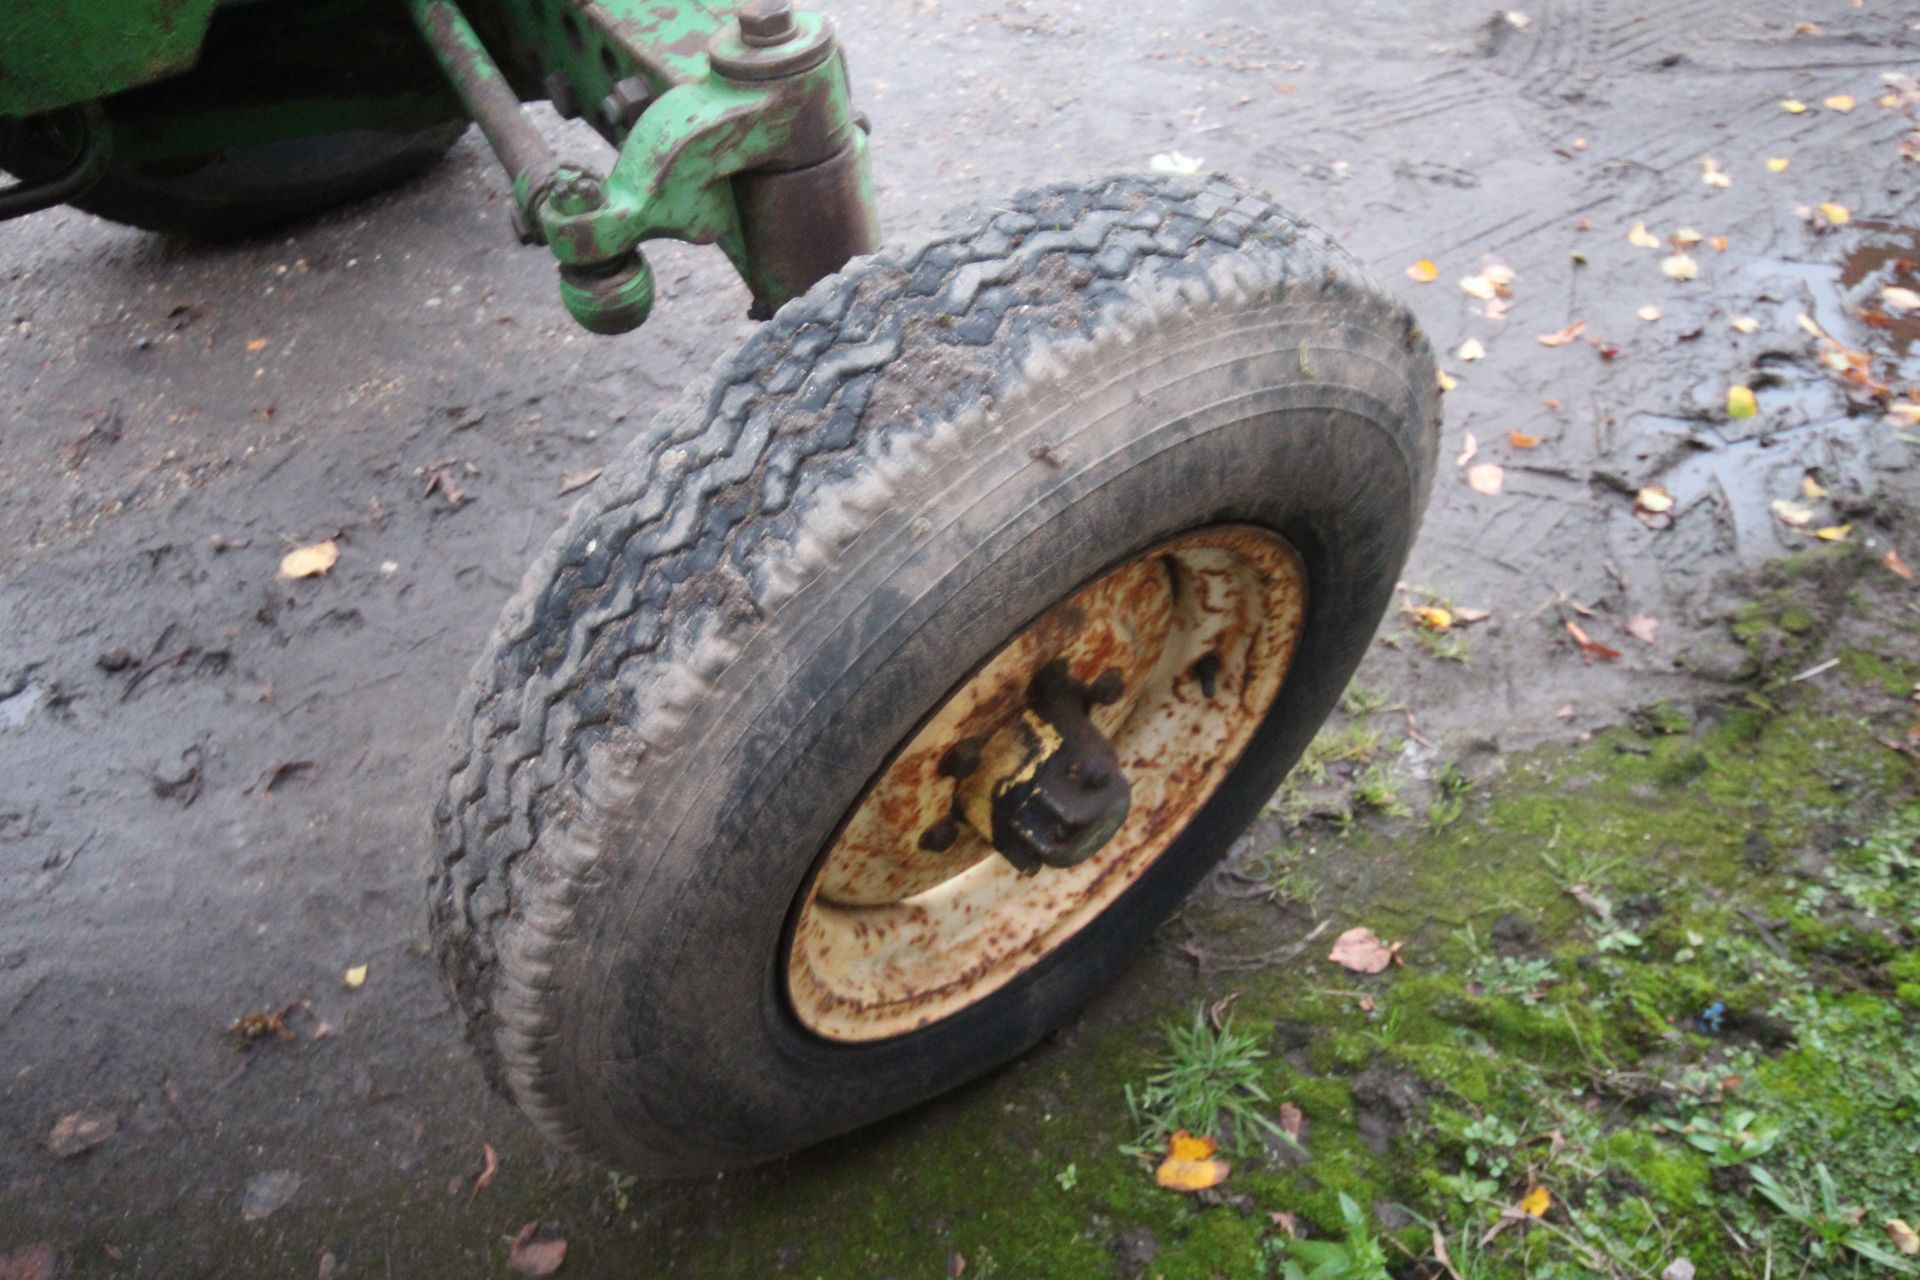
1427;763;1473;829
1352;762;1410;817
1268;1193;1392;1280
1053;1162;1077;1192
1297;722;1386;783
1750;1164;1917;1274
1653;1108;1780;1165
1411;624;1469;663
604;1170;637;1214
1124;1008;1282;1155
1250;846;1322;910
1340;681;1391;716
1467;954;1560;1005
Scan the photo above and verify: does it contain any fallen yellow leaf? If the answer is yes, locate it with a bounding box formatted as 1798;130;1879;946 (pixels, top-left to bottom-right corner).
1767;156;1790;173
1815;525;1852;542
1710;235;1729;252
1636;486;1675;515
1798;313;1826;338
1661;253;1700;281
1888;548;1914;581
1459;275;1497;301
1802;476;1828;499
1781;99;1808;113
245;338;269;354
1882;285;1920;312
1521;1186;1552;1217
1636;304;1662;322
1888;400;1920;425
279;540;339;580
1415;605;1453;631
1436;370;1458;392
342;964;368;990
1627;221;1661;249
1406;258;1440;283
1700;157;1731;188
1771;498;1814;527
1727;386;1758;419
1155;1131;1230;1192
1458;337;1487;362
1509;430;1541;448
1536;320;1587;346
1888;1219;1920;1257
1731;316;1760;334
1468;463;1505;496
1825;94;1855;113
1818;202;1851;225
1672;227;1703;247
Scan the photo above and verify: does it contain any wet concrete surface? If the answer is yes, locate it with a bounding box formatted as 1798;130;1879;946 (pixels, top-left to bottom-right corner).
2;0;1917;1274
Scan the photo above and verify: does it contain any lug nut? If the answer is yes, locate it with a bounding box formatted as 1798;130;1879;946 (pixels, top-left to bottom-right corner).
918;818;960;852
737;0;796;46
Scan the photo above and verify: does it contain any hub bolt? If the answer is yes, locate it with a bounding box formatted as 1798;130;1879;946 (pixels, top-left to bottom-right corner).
599;76;653;133
738;0;797;46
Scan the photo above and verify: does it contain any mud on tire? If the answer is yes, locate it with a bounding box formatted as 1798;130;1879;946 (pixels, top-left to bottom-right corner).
429;173;1440;1174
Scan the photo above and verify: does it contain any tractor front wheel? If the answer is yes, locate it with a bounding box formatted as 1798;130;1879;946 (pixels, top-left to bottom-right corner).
429;173;1440;1175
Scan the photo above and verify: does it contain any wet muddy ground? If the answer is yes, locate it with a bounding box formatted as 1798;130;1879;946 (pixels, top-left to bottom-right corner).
2;0;1917;1275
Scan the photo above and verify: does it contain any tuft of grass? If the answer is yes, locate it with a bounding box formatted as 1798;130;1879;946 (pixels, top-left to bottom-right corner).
1340;681;1391;716
1123;1008;1282;1155
1352;762;1410;817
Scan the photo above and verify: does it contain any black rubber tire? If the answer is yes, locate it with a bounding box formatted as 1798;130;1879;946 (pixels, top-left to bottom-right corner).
430;173;1441;1175
47;124;467;237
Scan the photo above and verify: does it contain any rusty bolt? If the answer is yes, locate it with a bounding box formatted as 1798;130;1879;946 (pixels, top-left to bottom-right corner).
599;76;653;133
1087;669;1126;706
546;170;605;217
939;737;983;781
737;0;797;46
543;73;581;120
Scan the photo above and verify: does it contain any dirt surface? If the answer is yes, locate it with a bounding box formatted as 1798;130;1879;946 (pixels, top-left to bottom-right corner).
2;0;1917;1275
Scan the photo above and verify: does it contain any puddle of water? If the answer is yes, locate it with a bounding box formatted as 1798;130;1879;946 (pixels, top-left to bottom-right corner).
1841;220;1920;364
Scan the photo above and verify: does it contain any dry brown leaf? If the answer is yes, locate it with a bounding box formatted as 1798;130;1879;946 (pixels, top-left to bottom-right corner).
508;1223;568;1277
1270;1211;1301;1238
1710;235;1729;252
1509;431;1541;448
1565;620;1623;661
1328;926;1400;974
1155;1131;1230;1191
1888;548;1915;581
1459;275;1497;301
1625;615;1660;644
1456;430;1478;468
557;467;604;496
1277;1102;1305;1141
47;1109;118;1158
472;1143;500;1199
1536;320;1587;346
279;539;338;580
1468;463;1505;496
1825;94;1855;113
1453;607;1492;624
1672;227;1704;248
0;1244;58;1280
1406;259;1440;283
1889;1219;1920;1256
245;338;269;354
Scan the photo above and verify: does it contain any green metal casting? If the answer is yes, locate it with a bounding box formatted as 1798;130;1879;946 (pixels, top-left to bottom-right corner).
0;0;221;117
407;0;879;334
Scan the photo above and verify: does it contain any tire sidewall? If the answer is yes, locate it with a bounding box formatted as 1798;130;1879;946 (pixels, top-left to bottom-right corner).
550;294;1426;1172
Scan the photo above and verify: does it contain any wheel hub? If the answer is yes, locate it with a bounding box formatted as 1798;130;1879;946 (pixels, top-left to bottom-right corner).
785;525;1308;1041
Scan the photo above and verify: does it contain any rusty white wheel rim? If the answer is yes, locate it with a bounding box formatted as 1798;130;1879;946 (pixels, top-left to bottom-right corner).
785;526;1307;1042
